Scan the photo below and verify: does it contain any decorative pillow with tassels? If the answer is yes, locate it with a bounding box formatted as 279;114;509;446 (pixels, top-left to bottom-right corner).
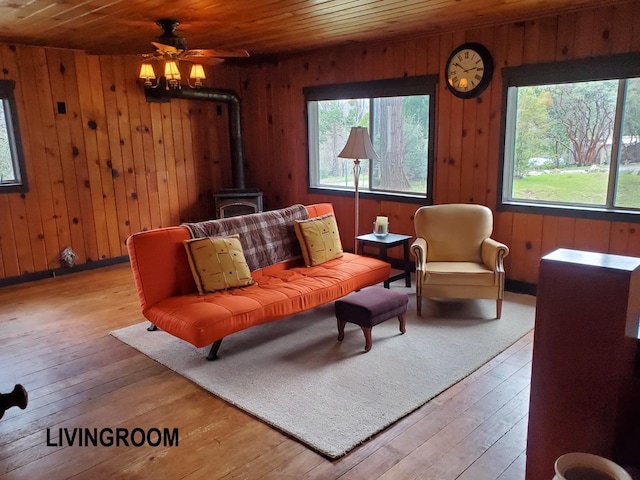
294;213;343;267
183;234;254;294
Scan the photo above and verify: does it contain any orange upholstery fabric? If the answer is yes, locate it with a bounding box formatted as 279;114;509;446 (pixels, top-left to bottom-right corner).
126;203;391;349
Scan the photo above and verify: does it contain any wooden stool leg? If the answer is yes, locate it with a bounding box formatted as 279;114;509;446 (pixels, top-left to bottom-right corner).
398;312;406;334
337;319;346;342
360;326;373;352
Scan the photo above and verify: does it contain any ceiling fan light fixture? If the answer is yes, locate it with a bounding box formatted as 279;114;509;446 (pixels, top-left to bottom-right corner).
164;60;181;89
189;64;206;88
137;18;249;94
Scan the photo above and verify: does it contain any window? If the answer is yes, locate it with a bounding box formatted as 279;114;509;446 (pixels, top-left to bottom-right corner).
304;77;436;202
500;54;640;220
0;80;27;193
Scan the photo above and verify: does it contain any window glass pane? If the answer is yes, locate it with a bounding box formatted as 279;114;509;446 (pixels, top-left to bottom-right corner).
509;80;618;206
371;95;429;194
306;77;435;200
0;100;17;184
616;77;640;208
314;98;370;189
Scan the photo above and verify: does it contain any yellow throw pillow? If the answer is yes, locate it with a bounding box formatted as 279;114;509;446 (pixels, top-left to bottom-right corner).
294;213;343;267
183;234;254;294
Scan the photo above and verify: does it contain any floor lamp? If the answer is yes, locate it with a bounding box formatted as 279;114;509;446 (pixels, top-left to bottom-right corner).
338;127;379;254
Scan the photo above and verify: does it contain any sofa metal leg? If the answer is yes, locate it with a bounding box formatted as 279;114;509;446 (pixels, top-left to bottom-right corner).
496;299;503;319
206;339;224;361
147;323;158;332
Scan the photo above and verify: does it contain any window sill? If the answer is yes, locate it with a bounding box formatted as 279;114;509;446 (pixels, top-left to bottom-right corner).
0;183;28;194
308;186;430;205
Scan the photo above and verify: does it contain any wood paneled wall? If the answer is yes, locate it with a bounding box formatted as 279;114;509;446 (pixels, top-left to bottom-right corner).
0;46;231;280
1;2;639;285
215;0;640;285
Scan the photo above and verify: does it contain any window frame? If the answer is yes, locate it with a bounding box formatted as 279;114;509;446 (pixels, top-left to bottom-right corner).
303;76;438;205
0;79;27;194
498;53;640;223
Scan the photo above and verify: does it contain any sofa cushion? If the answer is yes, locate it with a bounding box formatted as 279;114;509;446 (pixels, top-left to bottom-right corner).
294;213;343;266
183;235;255;294
143;253;390;348
183;204;309;271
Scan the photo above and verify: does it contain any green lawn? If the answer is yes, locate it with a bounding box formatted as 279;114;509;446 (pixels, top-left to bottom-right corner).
513;170;640;207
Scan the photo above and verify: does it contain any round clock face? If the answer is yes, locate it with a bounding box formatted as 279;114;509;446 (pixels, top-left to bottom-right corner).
445;43;494;99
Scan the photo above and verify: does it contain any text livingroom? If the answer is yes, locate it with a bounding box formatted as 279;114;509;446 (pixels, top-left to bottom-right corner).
45;427;179;448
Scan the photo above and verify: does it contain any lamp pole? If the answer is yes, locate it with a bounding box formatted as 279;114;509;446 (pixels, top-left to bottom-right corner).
353;158;361;254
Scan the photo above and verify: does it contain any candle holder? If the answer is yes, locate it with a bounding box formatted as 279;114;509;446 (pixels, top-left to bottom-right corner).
373;221;389;237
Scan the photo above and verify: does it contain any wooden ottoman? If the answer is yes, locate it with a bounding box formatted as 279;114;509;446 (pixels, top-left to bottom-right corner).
335;286;408;352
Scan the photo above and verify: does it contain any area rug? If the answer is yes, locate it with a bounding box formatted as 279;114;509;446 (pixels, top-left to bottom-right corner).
111;290;535;458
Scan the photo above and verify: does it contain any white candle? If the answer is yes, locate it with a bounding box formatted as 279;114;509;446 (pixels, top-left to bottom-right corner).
374;216;389;235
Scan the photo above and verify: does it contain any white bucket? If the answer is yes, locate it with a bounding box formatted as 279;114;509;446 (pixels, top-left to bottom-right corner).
554;453;632;480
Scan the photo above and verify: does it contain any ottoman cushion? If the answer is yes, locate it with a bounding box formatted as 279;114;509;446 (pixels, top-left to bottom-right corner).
335;286;409;328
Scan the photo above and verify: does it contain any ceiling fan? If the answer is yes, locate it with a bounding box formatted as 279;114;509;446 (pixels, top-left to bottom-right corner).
139;18;249;89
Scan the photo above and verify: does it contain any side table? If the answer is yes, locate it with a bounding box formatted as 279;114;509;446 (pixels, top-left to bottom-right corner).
356;233;412;288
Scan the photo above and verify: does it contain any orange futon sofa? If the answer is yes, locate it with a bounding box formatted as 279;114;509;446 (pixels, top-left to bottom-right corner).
127;203;391;360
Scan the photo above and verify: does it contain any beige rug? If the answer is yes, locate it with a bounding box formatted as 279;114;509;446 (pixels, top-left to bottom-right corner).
111;289;535;458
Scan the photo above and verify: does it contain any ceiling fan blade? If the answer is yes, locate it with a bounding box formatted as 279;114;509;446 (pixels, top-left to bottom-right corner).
183;56;226;66
151;41;181;55
141;20;249;66
184;48;249;58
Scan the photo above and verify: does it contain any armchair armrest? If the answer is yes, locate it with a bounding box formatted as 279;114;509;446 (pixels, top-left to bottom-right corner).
411;237;428;273
481;238;509;273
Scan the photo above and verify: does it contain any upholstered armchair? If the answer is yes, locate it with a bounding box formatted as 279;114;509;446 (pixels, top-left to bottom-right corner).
411;204;509;318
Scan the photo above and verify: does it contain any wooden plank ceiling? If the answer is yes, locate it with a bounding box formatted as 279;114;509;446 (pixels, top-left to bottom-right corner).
0;0;625;59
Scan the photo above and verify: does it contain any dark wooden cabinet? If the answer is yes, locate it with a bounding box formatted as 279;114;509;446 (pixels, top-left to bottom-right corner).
525;249;640;480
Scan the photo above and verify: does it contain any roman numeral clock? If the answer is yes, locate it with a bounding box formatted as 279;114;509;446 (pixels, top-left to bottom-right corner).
445;42;494;99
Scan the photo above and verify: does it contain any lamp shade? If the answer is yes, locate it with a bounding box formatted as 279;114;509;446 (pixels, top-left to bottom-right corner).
338;127;379;160
189;64;206;81
138;63;156;80
164;60;181;81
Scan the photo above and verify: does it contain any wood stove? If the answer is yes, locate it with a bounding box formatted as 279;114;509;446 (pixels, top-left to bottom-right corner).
214;188;263;219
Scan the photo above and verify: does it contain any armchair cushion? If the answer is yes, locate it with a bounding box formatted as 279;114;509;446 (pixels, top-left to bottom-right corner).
416;203;492;263
424;262;495;286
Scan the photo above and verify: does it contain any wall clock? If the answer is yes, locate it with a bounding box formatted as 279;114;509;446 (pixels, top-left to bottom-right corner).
445;42;494;99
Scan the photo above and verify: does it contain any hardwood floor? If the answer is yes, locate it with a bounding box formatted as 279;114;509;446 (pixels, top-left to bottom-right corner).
0;264;533;479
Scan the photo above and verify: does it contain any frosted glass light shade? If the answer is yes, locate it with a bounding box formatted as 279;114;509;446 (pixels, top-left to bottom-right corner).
138;63;156;87
164;60;181;81
189;64;206;81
